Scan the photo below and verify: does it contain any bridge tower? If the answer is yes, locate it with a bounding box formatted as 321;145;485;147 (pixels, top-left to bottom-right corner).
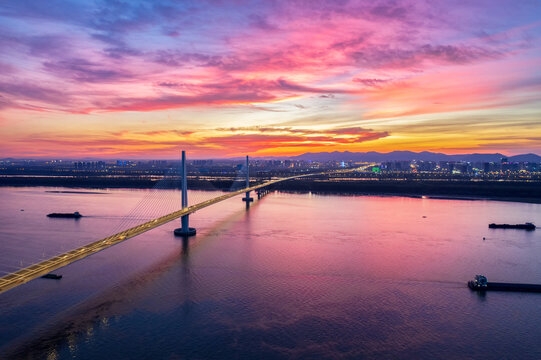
242;155;254;206
174;150;196;237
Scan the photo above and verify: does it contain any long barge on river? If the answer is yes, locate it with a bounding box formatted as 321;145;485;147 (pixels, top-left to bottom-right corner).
47;211;83;218
468;275;541;293
488;222;535;230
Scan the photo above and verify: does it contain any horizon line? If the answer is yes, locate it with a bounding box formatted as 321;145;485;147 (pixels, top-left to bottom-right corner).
2;150;540;162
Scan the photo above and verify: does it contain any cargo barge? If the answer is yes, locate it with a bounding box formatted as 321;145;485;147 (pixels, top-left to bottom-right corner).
468;275;541;293
488;222;535;230
41;273;62;279
47;211;83;218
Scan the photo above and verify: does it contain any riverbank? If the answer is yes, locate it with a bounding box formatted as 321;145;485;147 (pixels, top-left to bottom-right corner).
1;176;541;203
272;179;541;204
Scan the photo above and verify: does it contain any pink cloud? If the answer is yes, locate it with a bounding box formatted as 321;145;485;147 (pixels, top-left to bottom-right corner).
1;1;540;157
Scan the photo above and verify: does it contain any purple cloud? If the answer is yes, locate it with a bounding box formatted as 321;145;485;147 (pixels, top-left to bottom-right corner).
353;78;391;87
0;82;69;104
42;58;133;83
153;50;222;67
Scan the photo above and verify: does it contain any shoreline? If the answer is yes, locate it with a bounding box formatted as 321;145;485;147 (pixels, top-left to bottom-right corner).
275;190;541;204
1;176;541;204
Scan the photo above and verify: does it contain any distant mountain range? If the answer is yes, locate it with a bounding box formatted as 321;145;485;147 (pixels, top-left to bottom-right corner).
291;151;541;163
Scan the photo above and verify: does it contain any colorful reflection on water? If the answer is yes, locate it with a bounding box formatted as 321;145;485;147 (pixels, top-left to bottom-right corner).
1;187;541;359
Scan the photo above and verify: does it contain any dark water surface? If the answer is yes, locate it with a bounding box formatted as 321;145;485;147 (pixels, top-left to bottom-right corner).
1;187;541;359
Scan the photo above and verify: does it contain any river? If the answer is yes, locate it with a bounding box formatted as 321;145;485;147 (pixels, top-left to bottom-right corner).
1;186;540;359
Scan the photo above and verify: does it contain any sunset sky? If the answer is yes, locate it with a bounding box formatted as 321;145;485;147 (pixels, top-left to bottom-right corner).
0;0;540;159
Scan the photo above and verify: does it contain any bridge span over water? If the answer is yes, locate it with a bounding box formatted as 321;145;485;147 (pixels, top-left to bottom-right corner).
0;151;362;294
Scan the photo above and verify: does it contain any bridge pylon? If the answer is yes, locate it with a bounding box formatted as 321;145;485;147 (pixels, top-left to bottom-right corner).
241;155;254;206
174;150;196;237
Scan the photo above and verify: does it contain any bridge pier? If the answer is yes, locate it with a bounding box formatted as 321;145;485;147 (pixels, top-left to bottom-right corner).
242;155;253;207
174;150;196;237
257;188;270;199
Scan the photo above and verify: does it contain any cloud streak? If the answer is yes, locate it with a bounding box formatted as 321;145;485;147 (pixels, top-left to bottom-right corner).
6;126;390;158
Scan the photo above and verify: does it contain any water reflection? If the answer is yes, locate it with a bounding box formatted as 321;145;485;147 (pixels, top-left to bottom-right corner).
46;348;58;360
474;290;487;301
67;333;77;355
1;188;541;359
1;196;260;359
181;237;190;257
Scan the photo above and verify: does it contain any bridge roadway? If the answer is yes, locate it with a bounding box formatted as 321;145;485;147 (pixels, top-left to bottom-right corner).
0;168;363;294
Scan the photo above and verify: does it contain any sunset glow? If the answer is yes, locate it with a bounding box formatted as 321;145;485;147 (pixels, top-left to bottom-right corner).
1;0;540;158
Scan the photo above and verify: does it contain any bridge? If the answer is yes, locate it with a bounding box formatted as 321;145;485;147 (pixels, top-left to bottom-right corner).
0;151;362;294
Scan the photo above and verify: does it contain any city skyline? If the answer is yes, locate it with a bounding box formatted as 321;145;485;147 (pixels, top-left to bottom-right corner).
1;0;541;158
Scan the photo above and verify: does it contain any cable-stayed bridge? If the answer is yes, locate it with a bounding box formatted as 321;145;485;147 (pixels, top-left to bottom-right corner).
0;151;363;294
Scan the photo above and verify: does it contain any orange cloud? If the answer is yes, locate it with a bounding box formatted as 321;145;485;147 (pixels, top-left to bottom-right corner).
5;126;389;158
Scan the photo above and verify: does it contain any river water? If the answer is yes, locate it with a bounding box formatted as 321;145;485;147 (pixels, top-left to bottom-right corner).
1;186;540;359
